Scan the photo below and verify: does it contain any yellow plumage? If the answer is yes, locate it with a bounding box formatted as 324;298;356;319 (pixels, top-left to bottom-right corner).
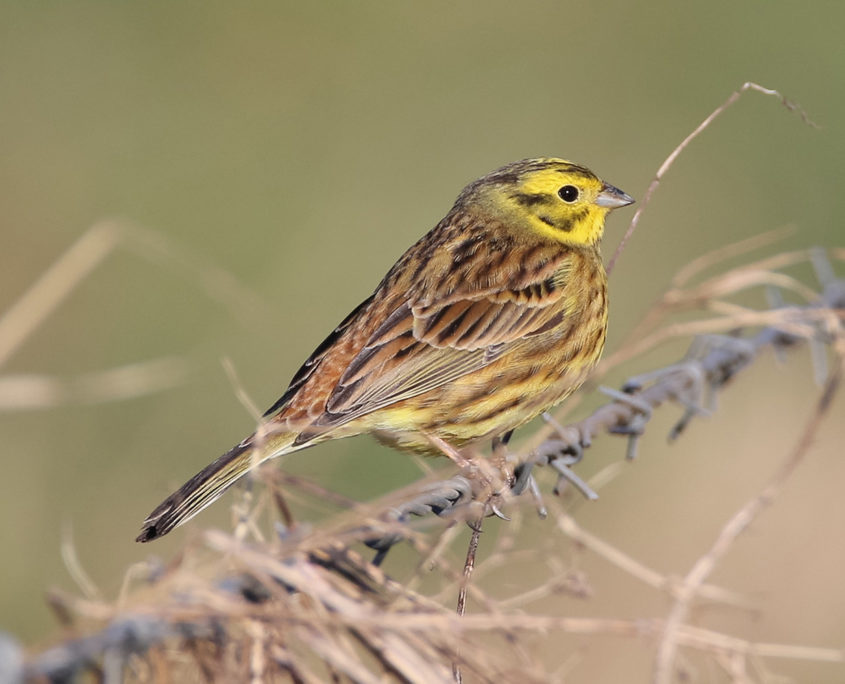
137;158;633;542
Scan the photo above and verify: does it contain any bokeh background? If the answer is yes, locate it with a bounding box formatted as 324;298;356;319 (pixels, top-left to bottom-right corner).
2;2;844;681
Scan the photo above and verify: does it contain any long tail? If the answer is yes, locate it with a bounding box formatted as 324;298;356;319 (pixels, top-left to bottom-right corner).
136;431;298;542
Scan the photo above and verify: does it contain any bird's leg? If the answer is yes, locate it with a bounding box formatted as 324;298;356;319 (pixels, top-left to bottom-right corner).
488;431;513;521
491;429;549;519
424;432;490;490
493;428;549;518
424;432;472;469
423;432;509;523
491;429;514;483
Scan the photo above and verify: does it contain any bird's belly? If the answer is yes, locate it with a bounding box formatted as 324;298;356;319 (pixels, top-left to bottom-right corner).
366;338;602;454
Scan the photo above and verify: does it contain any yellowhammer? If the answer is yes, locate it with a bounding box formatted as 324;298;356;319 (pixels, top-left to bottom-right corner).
137;158;633;542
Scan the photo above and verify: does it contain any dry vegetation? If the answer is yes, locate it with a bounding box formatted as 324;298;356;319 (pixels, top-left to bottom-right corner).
3;84;844;684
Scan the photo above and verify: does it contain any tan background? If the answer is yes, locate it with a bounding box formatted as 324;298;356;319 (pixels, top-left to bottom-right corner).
1;2;843;681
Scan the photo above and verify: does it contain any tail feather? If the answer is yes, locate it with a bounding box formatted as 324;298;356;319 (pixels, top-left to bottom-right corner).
136;432;296;542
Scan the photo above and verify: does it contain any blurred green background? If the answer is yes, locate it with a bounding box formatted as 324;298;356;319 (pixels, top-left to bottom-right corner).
2;2;844;680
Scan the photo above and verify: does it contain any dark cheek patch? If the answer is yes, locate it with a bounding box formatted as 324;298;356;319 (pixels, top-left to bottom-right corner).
550;207;588;233
512;192;554;208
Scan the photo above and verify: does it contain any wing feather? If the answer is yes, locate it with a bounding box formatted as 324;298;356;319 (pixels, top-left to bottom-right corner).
263;295;375;418
316;250;578;425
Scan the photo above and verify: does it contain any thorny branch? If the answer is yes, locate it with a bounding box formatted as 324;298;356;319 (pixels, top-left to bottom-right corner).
363;248;845;551
9;251;843;684
654;345;844;684
607;81;818;275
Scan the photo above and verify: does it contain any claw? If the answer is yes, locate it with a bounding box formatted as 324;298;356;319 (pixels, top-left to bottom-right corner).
489;504;510;521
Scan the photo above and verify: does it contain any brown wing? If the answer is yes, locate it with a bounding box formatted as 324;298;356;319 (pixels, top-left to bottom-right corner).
316;248;576;426
263;295;374;418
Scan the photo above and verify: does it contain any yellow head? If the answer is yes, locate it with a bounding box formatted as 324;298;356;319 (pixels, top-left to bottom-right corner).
459;158;634;246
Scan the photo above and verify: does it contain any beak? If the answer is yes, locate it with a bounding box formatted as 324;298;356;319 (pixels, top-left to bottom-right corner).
595;182;635;209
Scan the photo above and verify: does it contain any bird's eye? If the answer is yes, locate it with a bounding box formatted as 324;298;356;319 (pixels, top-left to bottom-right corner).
558;185;579;203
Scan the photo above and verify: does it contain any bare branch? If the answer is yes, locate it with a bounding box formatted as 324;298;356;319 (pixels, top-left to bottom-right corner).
653;344;844;683
607;82;817;275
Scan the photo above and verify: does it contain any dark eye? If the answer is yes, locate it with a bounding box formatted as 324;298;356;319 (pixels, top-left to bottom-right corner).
558;185;579;203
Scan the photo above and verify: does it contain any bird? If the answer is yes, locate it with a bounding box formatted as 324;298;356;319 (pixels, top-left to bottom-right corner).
137;158;634;542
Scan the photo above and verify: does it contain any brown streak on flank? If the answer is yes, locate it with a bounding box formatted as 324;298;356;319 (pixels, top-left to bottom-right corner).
449;387;493;416
505;364;543;389
587;326;605;357
557;344;581;365
449;365;534;416
464;396;523;425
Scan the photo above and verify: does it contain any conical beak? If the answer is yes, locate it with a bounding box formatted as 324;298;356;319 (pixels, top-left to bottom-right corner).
595;182;635;209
